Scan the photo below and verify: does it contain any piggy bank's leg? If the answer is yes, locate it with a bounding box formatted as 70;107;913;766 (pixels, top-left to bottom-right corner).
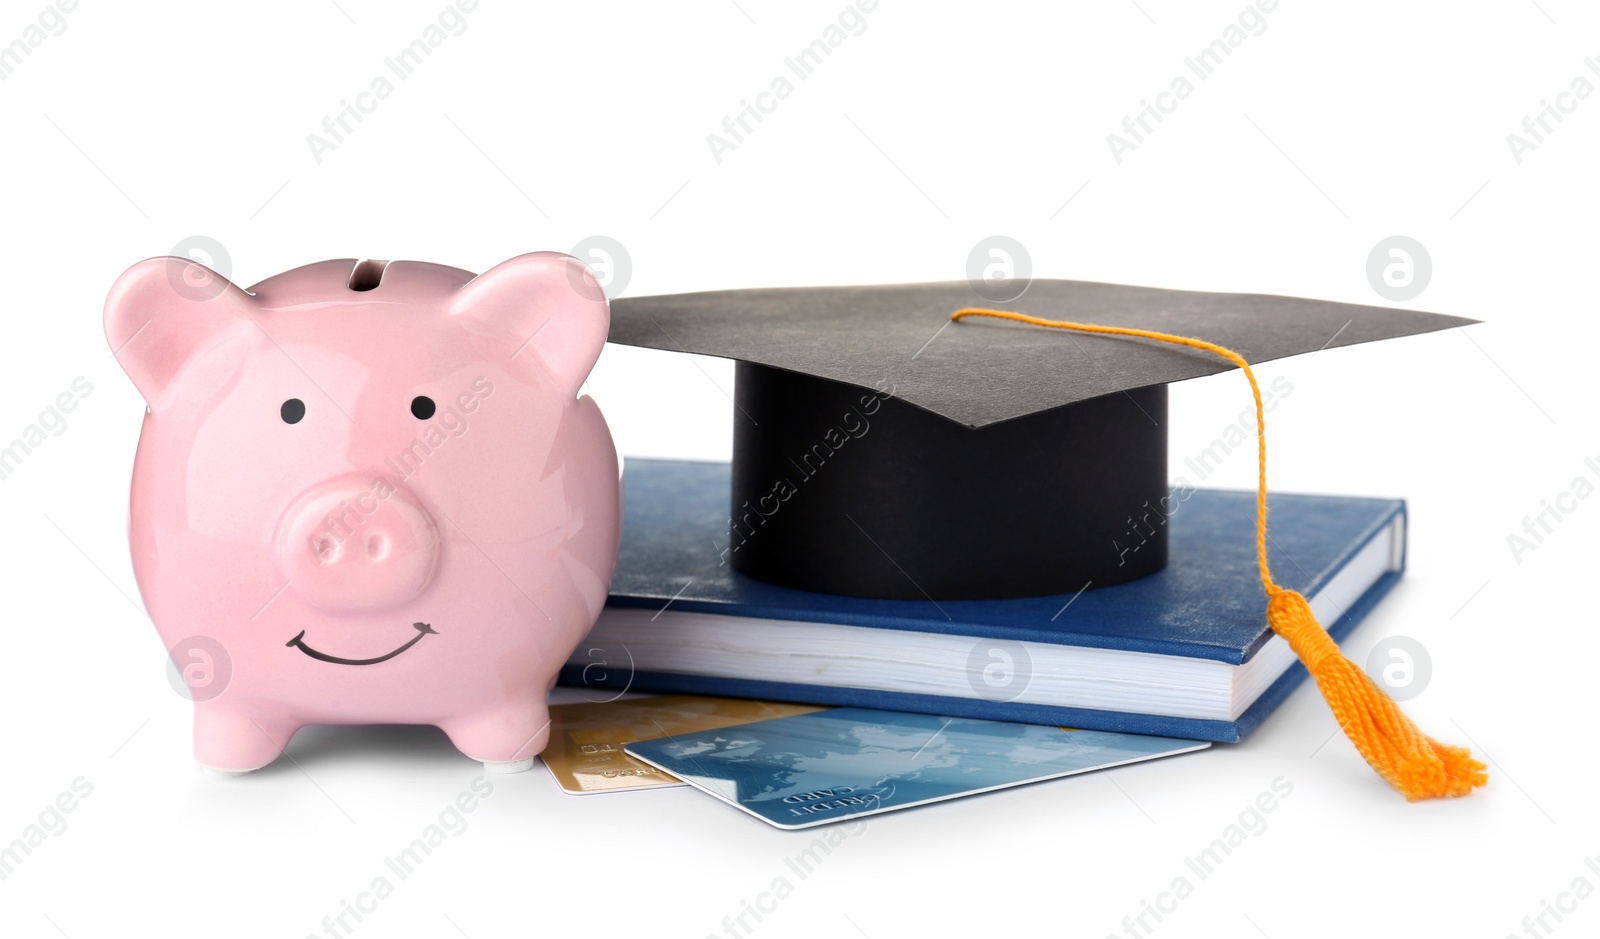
439;700;551;774
193;705;298;773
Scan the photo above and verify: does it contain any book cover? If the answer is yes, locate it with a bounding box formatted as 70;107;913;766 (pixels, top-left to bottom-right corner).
560;459;1406;742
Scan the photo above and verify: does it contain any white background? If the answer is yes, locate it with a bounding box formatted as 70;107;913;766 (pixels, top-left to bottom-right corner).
1;1;1595;937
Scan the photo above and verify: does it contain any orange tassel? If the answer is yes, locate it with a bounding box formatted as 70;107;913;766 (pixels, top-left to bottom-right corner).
950;307;1487;800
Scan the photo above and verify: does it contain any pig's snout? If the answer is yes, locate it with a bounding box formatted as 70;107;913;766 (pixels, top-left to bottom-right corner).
274;475;440;612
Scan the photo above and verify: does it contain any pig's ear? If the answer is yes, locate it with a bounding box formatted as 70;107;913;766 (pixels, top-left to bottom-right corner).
451;252;609;398
105;257;255;407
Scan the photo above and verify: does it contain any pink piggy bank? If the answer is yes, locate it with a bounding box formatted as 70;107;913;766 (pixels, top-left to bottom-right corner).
105;253;621;774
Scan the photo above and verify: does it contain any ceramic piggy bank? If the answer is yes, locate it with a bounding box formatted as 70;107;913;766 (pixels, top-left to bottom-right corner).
105;253;621;774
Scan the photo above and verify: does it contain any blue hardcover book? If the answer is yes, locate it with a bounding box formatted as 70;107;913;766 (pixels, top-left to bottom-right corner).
560;459;1407;743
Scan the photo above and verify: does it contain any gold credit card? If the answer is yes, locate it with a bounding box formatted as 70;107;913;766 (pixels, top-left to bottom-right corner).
541;695;826;794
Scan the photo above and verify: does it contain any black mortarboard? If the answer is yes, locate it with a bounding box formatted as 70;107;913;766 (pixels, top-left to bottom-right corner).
607;281;1472;601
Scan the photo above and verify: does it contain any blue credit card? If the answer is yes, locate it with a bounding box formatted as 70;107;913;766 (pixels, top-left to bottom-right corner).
624;707;1209;829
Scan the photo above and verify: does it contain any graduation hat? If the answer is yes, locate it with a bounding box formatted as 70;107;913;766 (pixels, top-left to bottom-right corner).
608;281;1473;601
607;279;1488;801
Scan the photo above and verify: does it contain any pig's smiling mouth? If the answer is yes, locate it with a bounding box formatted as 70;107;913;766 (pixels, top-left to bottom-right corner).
286;622;437;665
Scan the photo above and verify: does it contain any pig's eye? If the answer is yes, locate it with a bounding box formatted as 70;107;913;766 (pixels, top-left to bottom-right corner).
280;399;306;424
410;396;436;420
